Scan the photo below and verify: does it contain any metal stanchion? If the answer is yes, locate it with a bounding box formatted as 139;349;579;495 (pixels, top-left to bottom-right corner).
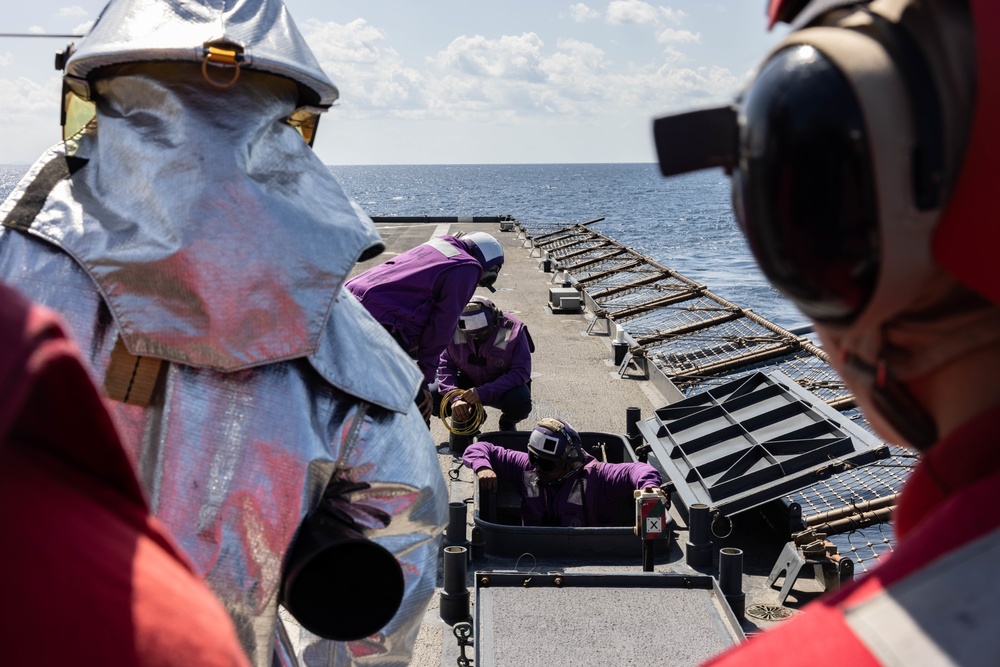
719;547;745;622
686;503;713;567
440;546;471;625
445;501;471;553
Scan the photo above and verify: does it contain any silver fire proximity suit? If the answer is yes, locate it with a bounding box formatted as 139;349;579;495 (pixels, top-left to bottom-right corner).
0;0;448;665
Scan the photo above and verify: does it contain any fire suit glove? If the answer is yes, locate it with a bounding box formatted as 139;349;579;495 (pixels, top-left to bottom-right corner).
416;387;433;425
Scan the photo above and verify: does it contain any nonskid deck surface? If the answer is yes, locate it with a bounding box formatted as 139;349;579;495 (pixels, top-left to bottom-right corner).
352;218;908;667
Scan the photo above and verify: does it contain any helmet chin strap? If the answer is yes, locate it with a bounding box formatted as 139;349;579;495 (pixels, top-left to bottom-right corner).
842;351;939;451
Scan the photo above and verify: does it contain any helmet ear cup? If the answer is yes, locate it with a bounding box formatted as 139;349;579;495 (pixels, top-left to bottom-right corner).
737;43;880;324
863;11;946;211
736;4;952;326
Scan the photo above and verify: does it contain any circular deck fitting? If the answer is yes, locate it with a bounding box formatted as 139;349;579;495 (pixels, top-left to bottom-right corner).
745;603;795;621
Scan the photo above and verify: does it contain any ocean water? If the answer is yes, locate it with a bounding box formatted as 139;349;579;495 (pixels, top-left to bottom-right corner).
0;162;803;329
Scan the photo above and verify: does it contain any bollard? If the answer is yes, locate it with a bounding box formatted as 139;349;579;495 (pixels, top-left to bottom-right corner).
719;547;746;622
613;340;629;366
470;526;485;561
625;406;642;452
445;501;470;554
686;503;713;568
642;540;656;572
440;546;471;625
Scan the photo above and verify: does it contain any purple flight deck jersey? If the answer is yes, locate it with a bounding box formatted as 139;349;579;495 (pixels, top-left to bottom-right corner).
463;441;662;527
346;235;483;385
437;312;533;405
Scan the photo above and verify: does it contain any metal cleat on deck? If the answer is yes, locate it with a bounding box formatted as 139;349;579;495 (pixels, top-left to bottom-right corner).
766;527;854;605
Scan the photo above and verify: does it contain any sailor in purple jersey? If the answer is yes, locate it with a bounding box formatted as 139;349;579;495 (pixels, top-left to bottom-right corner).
345;232;504;409
437;296;534;436
463;418;662;527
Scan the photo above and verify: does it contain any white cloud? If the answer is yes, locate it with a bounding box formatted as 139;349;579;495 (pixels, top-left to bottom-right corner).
28;26;46;35
605;1;688;27
0;53;12;68
301;18;427;113
424;33;618;120
73;19;95;35
568;3;600;22
656;28;700;44
298;16;742;141
0;75;61;124
658;7;688;24
430;33;546;82
535;40;608;110
57;5;88;18
303;18;389;65
647;63;741;105
606;0;661;26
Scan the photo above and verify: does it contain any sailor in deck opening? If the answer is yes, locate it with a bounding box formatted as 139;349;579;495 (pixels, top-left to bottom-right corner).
463;418;661;527
346;231;505;423
436;296;534;452
654;0;1000;665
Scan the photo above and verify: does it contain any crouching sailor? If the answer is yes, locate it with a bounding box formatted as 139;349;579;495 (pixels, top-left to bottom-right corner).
346;231;505;421
436;296;534;452
0;0;448;664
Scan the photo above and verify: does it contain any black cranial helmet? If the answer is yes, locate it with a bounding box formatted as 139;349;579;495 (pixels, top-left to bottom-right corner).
527;418;585;472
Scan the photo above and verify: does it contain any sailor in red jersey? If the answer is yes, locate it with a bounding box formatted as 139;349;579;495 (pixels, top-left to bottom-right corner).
653;0;1000;664
0;283;250;666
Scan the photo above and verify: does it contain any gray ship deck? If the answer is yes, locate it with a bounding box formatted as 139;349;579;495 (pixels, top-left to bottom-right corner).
350;217;909;667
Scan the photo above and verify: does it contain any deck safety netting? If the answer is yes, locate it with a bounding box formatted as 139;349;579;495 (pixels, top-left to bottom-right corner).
586;270;687;295
569;258;649;284
784;440;912;573
670;348;850;403
592;282;700;312
547;241;610;261
519;221;912;567
618;295;738;339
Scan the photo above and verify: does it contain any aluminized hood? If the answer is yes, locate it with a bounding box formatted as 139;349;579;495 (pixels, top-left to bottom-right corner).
66;0;338;108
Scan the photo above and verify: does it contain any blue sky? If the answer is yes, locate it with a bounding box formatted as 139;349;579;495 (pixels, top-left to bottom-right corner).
1;1;788;165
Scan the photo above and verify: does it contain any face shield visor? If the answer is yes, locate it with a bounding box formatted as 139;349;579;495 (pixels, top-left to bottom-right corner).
527;418;584;471
458;301;497;340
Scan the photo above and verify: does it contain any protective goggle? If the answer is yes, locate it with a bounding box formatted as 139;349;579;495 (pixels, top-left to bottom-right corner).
478;266;501;293
652;1;967;326
528;450;561;472
58;40;325;146
458;308;493;336
528;427;563;457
